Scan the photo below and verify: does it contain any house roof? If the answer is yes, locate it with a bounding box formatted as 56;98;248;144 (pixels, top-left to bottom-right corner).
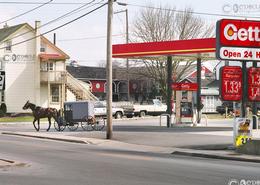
206;79;219;88
66;66;107;80
0;23;26;42
0;23;69;60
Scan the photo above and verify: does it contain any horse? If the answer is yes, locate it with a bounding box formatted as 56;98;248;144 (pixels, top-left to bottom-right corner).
22;100;59;132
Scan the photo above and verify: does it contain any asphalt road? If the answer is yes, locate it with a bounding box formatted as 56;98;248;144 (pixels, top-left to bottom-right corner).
1;134;260;185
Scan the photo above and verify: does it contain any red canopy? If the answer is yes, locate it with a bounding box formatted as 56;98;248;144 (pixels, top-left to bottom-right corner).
113;38;216;58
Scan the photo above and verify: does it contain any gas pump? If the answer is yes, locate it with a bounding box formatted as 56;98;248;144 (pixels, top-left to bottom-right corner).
180;101;194;123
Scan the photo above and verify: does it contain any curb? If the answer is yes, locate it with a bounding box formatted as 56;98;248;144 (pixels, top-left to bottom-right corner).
2;132;88;144
0;158;28;168
172;151;260;163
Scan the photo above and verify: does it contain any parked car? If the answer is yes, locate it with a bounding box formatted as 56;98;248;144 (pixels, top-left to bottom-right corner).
216;104;233;115
133;99;167;117
112;101;135;118
94;101;124;119
122;106;135;118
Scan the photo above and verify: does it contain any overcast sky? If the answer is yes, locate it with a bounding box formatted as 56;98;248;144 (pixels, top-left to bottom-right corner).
1;0;260;67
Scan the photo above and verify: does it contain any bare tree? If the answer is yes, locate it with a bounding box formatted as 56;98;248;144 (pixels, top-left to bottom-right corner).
131;5;214;99
97;59;125;68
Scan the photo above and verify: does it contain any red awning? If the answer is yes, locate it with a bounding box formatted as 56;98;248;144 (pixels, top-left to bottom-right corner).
39;53;67;61
113;38;216;58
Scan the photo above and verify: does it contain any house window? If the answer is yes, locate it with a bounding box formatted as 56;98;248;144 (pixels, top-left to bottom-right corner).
40;42;46;52
40;62;54;71
48;62;54;71
5;41;12;52
51;85;59;103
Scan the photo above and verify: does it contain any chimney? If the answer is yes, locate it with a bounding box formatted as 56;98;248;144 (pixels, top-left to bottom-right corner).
3;23;8;28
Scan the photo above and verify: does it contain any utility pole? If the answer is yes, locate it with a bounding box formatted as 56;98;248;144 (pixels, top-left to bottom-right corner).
106;0;113;139
114;8;129;100
125;9;130;101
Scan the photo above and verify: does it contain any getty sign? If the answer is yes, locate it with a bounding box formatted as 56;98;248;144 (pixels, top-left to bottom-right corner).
216;19;260;61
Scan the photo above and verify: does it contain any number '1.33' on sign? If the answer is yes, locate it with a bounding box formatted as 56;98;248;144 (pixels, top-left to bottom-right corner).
220;66;242;101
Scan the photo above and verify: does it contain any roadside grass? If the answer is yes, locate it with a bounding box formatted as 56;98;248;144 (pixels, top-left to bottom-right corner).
0;116;48;122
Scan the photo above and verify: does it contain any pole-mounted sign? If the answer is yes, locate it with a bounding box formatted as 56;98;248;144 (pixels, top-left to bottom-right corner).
216;19;260;61
171;82;198;91
220;66;242;101
248;67;260;101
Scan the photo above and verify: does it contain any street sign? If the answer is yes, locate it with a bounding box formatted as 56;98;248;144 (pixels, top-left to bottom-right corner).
220;66;242;101
248;67;260;101
234;118;252;147
216;19;260;61
0;71;5;91
171;83;198;91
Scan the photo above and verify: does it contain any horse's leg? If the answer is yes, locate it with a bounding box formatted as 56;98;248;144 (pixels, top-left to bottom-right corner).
47;117;51;132
37;119;40;131
32;118;39;131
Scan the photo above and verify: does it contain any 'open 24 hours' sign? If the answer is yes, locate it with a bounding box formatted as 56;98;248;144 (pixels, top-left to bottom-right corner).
216;19;260;61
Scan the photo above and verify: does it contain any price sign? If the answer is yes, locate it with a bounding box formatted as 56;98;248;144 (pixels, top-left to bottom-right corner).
220;66;242;101
248;67;260;101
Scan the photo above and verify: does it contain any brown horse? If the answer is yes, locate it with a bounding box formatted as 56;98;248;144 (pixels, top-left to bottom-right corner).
23;100;59;131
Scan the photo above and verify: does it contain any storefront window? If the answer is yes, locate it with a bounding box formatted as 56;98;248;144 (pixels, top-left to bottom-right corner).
51;85;59;103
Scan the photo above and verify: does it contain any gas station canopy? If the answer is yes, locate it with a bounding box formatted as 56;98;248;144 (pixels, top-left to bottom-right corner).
112;38;216;59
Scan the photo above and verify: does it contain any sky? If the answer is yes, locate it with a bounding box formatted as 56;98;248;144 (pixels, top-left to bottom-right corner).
1;0;260;68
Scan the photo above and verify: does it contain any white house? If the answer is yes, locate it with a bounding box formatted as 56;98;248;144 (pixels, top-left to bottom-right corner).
0;22;96;113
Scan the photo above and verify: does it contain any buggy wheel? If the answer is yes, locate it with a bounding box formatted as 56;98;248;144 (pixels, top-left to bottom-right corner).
81;121;94;131
54;118;66;132
92;118;105;131
67;122;79;131
54;121;66;132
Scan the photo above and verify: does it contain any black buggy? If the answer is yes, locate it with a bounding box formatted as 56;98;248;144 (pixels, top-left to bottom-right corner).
54;101;105;131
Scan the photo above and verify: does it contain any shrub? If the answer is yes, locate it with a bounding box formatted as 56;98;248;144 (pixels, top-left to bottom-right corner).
0;103;7;114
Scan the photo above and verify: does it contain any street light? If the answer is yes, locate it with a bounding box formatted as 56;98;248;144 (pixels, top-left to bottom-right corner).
115;3;130;101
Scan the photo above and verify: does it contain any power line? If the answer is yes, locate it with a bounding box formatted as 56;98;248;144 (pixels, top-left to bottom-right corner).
122;2;260;19
0;0;53;25
0;1;88;5
0;2;108;50
58;34;125;42
4;0;99;42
